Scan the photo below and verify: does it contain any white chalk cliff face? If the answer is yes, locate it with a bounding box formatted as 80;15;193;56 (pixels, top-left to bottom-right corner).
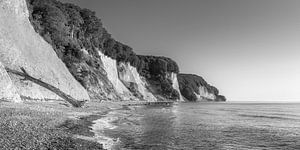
98;51;134;100
0;62;21;102
118;62;157;101
166;72;184;101
0;0;90;101
195;86;216;100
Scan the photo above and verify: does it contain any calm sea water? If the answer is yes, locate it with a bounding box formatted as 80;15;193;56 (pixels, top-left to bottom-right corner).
104;102;300;150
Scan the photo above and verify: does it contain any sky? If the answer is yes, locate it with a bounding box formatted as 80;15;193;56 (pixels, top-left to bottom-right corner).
60;0;300;102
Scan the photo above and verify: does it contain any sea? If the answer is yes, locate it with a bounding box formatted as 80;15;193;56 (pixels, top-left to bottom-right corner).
96;102;300;150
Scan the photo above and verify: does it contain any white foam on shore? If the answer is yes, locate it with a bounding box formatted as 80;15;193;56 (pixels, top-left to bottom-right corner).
91;111;120;150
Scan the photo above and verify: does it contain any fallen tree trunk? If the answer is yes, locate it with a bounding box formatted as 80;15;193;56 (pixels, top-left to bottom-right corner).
5;67;87;107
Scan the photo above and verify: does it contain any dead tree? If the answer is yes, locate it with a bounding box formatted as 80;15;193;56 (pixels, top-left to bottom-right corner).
5;67;87;107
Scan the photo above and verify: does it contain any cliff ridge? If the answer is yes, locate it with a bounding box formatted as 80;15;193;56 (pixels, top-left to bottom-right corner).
0;0;225;102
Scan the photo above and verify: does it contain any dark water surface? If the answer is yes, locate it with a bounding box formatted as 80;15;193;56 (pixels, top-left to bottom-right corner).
105;102;300;150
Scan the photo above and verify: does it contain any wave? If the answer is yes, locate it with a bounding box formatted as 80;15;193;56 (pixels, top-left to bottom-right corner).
269;113;300;118
91;111;120;150
238;114;296;120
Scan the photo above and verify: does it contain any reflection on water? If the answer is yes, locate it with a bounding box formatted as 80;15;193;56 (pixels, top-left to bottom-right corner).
104;103;300;150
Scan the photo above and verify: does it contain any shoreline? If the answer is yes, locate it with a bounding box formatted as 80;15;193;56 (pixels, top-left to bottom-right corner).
0;100;127;150
59;109;120;150
91;104;138;149
0;100;175;149
91;111;120;149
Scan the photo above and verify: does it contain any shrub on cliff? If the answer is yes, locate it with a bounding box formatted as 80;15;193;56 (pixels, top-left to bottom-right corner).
216;95;226;101
160;78;179;100
137;55;179;78
181;87;198;101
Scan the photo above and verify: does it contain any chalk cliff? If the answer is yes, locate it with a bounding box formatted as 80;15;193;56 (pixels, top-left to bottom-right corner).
0;62;21;102
118;62;157;101
0;0;90;101
178;74;225;101
166;72;184;101
25;0;184;101
98;51;134;100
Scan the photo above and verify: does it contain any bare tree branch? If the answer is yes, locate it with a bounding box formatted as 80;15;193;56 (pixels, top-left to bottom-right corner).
20;67;29;75
5;67;87;107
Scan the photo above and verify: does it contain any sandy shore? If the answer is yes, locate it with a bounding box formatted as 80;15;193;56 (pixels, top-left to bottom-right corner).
0;100;131;150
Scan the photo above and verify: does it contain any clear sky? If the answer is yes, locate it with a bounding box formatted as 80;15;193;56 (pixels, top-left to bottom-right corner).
60;0;300;102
